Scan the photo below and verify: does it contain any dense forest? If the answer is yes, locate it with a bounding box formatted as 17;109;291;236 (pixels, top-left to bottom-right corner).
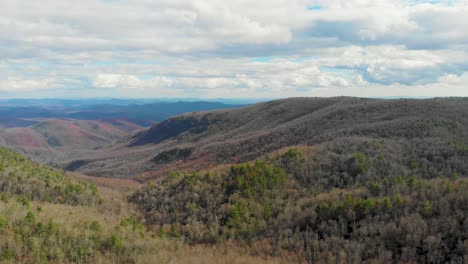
1;97;468;263
65;97;468;179
131;139;468;263
0;146;279;263
0;146;135;263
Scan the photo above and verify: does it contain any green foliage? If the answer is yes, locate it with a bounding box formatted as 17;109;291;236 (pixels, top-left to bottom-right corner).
229;161;287;197
228;202;244;228
225;162;287;236
0;146;99;206
382;197;393;210
17;196;31;208
25;211;36;223
182;172;200;187
444;182;454;193
0;201;153;264
275;148;307;178
422;200;432;217
169;171;182;178
394;194;404;206
352;152;370;175
0;215;8;230
0;193;9;203
355;198;375;217
0;147;160;263
130;160;290;242
0;246;14;261
120;217;144;232
89;221;102;233
132;143;468;263
109;234;122;250
367;180;381;196
263;202;272;220
171;225;180;238
282;148;305;162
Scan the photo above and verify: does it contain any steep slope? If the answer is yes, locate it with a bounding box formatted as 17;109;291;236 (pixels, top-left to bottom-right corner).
0;119;143;165
0;146;99;205
0;147;283;263
130;145;468;263
67;97;468;179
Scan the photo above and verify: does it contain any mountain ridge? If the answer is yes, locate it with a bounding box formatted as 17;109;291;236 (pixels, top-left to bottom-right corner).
66;97;468;179
0;118;144;165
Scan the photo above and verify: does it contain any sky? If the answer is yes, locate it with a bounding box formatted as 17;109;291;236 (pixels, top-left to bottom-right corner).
0;0;468;99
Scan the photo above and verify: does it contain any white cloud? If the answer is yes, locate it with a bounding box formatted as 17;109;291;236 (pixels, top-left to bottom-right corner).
0;0;467;98
0;77;59;92
93;74;174;89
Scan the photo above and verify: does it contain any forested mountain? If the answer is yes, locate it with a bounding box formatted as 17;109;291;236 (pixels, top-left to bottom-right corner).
0;119;143;165
130;143;468;263
1;97;467;263
0;101;244;129
0;100;244;167
0;146;279;263
66;97;468;179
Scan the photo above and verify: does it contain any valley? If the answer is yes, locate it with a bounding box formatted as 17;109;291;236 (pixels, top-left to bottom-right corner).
0;97;467;263
3;0;467;262
0;146;284;263
0;118;143;165
63;97;468;180
0;100;243;166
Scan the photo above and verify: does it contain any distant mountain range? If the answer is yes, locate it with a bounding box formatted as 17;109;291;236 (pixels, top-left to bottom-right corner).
0;119;143;165
0;98;260;108
0;101;245;128
0;97;467;263
0;100;245;165
61;97;468;179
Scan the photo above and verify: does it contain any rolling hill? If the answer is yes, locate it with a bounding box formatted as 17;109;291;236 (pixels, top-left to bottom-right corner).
0;119;144;165
1;97;467;263
0;101;245;129
130;146;468;263
0;146;281;263
66;97;468;179
120;97;468;263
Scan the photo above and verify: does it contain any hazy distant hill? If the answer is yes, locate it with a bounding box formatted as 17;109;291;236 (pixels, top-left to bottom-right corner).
0;101;245;128
0;100;245;165
65;97;468;179
0;119;143;165
67;101;245;124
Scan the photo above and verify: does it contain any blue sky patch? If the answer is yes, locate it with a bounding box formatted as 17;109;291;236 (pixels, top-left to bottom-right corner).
307;5;322;10
251;57;276;63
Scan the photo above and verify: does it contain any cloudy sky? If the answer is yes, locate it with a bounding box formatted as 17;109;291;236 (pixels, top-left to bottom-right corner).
1;0;467;99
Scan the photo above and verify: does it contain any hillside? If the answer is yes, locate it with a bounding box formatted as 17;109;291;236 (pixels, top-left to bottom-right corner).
130;146;468;263
0;101;245;129
0;146;286;263
123;96;468;263
0;119;143;165
1;97;468;263
66;97;468;179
